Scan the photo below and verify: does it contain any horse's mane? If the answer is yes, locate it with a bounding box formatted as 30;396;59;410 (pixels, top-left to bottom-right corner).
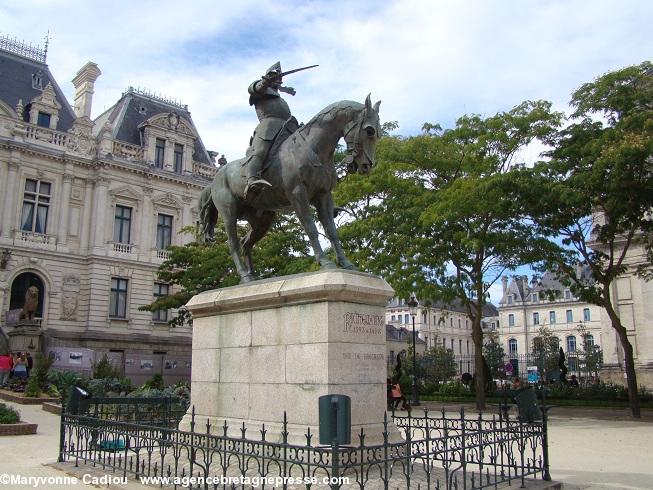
298;100;365;135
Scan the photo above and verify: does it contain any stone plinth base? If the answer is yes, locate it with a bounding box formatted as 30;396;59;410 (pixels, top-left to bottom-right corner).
180;270;399;444
6;322;42;353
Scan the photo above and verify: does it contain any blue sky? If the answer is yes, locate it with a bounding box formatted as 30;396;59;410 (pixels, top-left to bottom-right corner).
2;0;651;302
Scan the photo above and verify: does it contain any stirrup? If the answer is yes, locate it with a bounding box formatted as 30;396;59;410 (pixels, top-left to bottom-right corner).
245;179;272;198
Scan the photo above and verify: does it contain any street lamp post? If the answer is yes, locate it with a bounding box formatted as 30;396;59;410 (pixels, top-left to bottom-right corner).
407;294;420;406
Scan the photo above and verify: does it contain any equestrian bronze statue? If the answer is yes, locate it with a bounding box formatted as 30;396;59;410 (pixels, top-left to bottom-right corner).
199;64;381;283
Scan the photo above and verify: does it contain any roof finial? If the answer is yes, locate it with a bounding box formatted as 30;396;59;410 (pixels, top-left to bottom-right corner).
43;30;50;61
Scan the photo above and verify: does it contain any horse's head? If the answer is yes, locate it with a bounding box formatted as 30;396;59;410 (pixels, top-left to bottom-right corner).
342;94;381;175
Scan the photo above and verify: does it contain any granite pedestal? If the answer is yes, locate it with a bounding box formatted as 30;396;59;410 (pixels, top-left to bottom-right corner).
179;270;399;444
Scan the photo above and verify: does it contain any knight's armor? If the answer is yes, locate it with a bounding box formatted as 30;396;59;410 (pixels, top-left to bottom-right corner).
244;62;294;198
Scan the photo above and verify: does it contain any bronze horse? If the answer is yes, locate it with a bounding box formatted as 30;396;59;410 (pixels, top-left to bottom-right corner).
199;95;381;283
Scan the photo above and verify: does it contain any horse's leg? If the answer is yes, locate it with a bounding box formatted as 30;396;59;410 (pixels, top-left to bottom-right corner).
241;211;276;276
315;193;357;270
217;201;254;283
289;186;335;269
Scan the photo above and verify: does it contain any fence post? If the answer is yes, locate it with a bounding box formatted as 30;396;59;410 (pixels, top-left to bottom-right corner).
541;407;551;481
57;398;66;462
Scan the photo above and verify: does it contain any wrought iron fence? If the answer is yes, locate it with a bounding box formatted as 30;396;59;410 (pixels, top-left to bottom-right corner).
58;398;548;489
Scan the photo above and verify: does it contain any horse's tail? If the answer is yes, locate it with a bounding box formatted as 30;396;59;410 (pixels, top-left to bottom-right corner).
198;186;218;243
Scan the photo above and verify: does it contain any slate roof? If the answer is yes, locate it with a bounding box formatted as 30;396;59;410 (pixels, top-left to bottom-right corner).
94;89;213;166
387;297;498;317
0;48;76;131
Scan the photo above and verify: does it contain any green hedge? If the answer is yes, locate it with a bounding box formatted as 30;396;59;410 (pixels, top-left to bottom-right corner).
0;402;20;424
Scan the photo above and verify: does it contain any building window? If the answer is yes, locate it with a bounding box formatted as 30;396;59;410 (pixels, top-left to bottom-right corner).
458;319;461;328
567;335;577;353
173;144;183;173
466;340;470;354
156;214;173;249
566;309;573;323
398;315;403;324
583;308;591;322
36;111;51;128
532;292;539;302
549;311;556;324
404;314;409;324
391;315;395;322
508;314;515;327
450;339;454;351
507;294;513;305
533;312;540;325
465;319;469;328
450;318;453;327
564;289;572;300
459;339;462;354
113;205;132;244
109;278;128;318
508;339;518;355
21;179;51;234
584;334;594;349
152;283;169;322
155;138;166;168
442;337;446;347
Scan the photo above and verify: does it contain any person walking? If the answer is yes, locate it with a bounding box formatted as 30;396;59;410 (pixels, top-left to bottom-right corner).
0;352;12;386
13;352;27;380
391;379;409;411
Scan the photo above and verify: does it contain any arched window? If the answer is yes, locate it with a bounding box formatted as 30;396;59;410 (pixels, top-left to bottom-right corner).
10;272;45;318
508;339;518;355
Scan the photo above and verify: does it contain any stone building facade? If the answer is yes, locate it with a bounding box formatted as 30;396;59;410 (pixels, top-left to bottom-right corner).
496;273;604;378
0;36;217;384
386;296;498;376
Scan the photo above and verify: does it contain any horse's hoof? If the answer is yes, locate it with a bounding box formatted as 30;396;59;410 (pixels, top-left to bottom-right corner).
241;274;257;283
319;260;337;270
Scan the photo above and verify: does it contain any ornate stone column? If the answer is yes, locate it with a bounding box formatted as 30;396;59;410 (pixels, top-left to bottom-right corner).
90;175;109;252
57;172;74;246
140;187;153;255
1;159;19;238
80;179;94;252
181;195;194;245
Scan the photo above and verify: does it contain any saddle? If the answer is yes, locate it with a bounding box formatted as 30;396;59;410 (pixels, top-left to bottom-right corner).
243;116;300;177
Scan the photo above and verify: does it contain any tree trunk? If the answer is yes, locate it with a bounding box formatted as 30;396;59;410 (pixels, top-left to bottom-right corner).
605;298;641;418
473;316;486;411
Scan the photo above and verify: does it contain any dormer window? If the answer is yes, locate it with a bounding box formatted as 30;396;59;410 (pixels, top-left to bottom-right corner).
32;71;43;90
507;294;513;305
532;292;539;302
36;112;51;128
155;138;165;168
174;144;183;173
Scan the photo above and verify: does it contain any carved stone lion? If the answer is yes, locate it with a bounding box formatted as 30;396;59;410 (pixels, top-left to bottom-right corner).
19;286;39;321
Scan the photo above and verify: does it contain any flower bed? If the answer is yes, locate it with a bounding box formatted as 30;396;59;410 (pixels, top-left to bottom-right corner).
0;422;37;435
0;389;58;405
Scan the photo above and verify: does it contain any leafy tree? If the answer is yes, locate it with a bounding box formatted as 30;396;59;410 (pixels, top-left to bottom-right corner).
421;343;457;387
531;326;561;375
336;101;562;410
483;332;506;379
576;323;604;379
141;216;316;326
524;61;653;417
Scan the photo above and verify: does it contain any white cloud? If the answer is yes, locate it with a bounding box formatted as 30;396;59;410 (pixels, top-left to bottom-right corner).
2;0;650;159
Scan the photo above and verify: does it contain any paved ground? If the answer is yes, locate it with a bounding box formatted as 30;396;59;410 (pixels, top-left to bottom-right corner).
0;399;651;489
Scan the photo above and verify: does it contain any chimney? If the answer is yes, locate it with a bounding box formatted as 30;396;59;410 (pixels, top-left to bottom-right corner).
72;62;101;118
501;276;508;293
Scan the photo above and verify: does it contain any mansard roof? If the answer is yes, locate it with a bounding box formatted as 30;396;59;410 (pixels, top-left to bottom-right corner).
94;88;213;166
387;297;498;317
0;45;76;130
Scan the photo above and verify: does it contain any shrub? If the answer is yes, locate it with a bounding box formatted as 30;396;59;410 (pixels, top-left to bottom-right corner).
48;370;85;402
439;381;470;397
143;373;164;391
24;376;41;397
0;402;20;424
87;377;132;397
92;354;122;379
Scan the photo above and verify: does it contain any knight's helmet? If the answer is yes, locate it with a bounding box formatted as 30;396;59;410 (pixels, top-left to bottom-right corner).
266;61;282;80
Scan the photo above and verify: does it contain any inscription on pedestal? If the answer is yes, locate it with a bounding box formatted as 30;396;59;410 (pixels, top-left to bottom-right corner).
343;312;384;335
